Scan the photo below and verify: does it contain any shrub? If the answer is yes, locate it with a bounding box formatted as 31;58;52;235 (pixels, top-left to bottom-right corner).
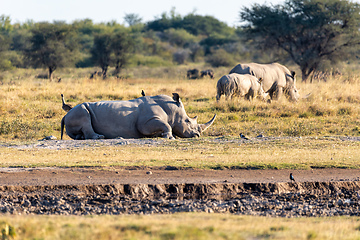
173;49;190;64
205;49;236;67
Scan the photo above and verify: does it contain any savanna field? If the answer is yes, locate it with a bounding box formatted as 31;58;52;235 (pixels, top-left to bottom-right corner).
1;65;360;239
1;65;360;141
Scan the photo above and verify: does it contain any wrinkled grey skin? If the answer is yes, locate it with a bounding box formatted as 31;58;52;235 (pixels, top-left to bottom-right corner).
61;94;216;140
229;63;299;101
216;73;268;101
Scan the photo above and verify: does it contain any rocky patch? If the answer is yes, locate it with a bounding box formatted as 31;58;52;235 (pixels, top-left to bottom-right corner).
0;181;359;217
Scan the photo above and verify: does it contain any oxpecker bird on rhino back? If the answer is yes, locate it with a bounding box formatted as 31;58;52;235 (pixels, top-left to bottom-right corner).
229;63;299;101
61;94;216;140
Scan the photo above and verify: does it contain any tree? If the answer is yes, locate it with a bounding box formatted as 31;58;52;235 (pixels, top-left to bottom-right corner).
205;48;236;67
24;22;76;80
146;11;233;37
0;15;13;70
240;0;360;82
124;13;142;27
111;30;134;75
181;14;232;37
91;32;113;78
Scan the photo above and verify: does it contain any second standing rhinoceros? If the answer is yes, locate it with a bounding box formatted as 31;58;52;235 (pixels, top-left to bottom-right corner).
216;73;268;101
61;93;216;140
229;62;299;101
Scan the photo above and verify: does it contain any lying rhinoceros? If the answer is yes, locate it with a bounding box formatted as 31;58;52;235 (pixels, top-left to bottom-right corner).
61;93;216;140
216;73;268;101
229;62;299;101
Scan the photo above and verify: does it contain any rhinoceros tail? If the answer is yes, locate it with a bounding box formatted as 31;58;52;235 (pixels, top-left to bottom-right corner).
61;116;65;140
200;114;216;132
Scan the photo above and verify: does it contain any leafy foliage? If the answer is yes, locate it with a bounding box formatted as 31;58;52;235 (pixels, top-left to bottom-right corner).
23;22;76;80
240;0;360;82
205;49;236;67
91;31;113;78
1;2;360;77
0;15;13;70
146;11;233;37
112;30;135;75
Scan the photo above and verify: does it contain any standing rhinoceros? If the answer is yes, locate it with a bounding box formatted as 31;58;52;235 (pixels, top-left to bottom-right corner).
61;93;216;140
229;62;299;101
216;73;268;101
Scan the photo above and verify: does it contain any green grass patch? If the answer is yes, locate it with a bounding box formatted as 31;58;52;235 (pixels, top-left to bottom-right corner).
1;137;359;170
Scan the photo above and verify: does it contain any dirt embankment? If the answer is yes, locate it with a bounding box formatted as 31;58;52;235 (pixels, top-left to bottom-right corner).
0;180;359;217
1;137;360;217
0;167;359;217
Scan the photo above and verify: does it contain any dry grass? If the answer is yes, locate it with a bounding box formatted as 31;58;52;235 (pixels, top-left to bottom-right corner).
1;214;360;240
0;66;360;169
1;137;360;169
1;67;360;239
1;66;360;141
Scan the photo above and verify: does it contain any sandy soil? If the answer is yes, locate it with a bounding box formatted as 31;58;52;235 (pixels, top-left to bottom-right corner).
1;137;359;187
1;138;360;216
0;167;359;186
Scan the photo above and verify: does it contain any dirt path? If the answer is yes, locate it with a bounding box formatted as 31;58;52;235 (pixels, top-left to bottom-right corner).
2;137;359;186
0;167;359;186
1;138;359;216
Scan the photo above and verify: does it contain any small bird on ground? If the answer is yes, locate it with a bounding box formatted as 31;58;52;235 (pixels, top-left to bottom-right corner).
61;94;73;112
141;90;145;97
240;133;249;140
290;173;296;182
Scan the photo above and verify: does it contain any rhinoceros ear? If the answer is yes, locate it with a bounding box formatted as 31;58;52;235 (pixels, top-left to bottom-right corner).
172;93;180;104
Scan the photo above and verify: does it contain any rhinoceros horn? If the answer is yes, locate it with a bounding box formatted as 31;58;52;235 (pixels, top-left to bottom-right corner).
302;92;312;99
200;114;216;132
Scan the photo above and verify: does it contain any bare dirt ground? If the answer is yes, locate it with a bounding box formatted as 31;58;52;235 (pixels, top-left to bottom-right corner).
0;167;359;186
2;137;360;186
0;138;359;216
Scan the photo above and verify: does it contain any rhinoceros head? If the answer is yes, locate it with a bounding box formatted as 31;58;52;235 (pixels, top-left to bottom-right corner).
173;115;217;138
285;71;300;102
171;93;216;138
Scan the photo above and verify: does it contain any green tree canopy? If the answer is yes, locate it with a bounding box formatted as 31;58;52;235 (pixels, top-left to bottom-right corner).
124;13;143;27
91;31;113;78
146;11;233;37
90;24;135;78
240;0;360;82
0;15;13;70
111;30;135;75
24;22;76;80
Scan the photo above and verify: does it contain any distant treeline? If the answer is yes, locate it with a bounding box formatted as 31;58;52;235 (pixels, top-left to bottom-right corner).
0;11;261;79
2;0;360;82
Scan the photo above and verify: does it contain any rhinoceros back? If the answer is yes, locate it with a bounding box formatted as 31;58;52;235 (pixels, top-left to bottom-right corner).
81;99;143;139
229;63;290;92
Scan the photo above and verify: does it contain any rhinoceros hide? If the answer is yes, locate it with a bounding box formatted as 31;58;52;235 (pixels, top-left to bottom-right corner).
229;62;299;101
61;94;216;140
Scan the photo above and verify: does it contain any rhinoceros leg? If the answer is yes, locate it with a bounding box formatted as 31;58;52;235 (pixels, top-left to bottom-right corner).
137;118;175;140
66;105;105;140
245;89;255;100
273;87;283;100
216;90;223;101
225;91;233;100
80;119;105;140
